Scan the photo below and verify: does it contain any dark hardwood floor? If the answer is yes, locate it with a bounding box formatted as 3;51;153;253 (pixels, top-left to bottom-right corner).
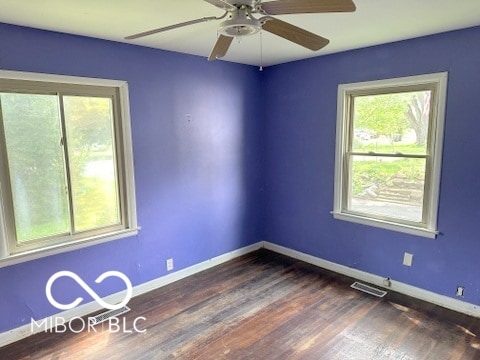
2;249;480;359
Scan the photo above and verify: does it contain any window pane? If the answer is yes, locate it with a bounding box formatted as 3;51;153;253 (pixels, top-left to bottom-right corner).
63;96;120;232
1;93;70;241
348;155;426;223
352;91;431;155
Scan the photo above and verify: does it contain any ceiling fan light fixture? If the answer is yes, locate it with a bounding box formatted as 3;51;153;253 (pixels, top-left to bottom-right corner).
219;17;261;36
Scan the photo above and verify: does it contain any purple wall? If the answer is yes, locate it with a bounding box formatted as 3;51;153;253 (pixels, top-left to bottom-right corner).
263;26;480;304
0;23;263;332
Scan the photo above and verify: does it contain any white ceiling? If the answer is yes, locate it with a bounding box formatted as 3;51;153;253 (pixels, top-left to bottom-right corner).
1;0;480;67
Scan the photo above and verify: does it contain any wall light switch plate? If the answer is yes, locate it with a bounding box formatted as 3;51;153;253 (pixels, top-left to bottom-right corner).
403;252;413;266
166;258;174;271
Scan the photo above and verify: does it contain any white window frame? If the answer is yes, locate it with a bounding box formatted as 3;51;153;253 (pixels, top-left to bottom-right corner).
0;70;138;267
332;72;448;238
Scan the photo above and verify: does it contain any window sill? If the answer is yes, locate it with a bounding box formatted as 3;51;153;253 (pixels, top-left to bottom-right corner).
0;227;140;269
331;211;438;239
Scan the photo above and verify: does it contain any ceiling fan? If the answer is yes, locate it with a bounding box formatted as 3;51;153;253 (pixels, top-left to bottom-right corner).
125;0;356;61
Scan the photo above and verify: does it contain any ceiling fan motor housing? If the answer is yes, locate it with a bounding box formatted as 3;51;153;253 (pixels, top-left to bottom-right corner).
229;0;261;7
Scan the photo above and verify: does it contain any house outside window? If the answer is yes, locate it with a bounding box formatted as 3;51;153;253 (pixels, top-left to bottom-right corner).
0;71;137;266
332;73;448;238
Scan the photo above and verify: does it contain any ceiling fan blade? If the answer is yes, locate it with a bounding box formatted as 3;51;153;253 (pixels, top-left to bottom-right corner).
125;16;218;40
203;0;236;11
208;35;234;61
262;18;329;51
260;0;356;15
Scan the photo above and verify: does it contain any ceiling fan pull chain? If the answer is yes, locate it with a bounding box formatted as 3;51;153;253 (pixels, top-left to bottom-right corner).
259;30;264;71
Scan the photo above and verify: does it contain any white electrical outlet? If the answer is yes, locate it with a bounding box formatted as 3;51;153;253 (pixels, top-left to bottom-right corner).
456;286;465;297
166;258;174;271
403;252;413;266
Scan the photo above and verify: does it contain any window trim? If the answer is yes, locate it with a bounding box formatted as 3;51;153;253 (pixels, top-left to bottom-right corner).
332;72;448;238
0;70;138;268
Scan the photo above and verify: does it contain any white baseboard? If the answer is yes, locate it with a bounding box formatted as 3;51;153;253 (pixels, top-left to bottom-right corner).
263;241;480;318
3;240;478;348
0;242;263;348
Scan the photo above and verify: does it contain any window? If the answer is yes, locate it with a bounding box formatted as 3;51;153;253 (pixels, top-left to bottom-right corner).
0;71;137;265
333;73;447;238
